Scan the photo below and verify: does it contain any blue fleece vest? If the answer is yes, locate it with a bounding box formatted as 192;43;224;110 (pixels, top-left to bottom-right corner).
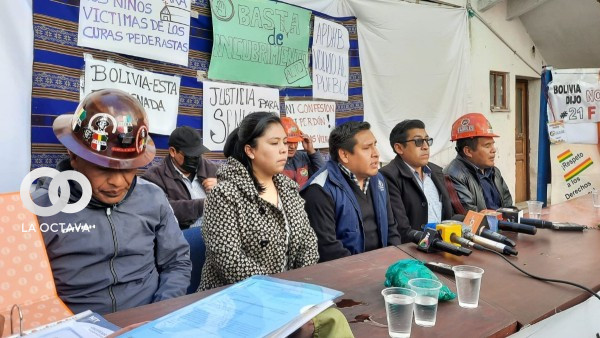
303;160;390;254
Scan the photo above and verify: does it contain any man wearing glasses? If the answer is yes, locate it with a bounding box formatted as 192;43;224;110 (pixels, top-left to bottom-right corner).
381;119;455;243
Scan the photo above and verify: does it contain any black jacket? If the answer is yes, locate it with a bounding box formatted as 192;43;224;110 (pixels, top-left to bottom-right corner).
443;155;513;212
142;155;218;229
381;156;454;243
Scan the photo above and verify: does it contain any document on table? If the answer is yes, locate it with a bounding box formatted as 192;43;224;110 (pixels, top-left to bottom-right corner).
8;310;119;338
508;293;600;338
120;275;343;338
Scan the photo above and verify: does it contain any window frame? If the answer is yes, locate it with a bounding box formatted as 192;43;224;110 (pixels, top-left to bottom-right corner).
490;71;510;112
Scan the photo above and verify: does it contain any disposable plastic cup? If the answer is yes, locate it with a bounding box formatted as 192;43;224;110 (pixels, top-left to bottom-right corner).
408;278;442;327
381;287;417;337
452;265;484;308
593;190;600;208
527;200;543;219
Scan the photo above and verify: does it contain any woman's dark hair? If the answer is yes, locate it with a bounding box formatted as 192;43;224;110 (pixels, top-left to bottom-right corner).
223;112;282;193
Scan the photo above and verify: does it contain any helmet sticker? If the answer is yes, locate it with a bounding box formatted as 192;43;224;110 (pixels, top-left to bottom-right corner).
136;126;148;154
88;113;117;134
72;109;87;132
86;113;117;152
117;115;134;134
82;127;93;142
118;132;135;146
457;125;474;133
91;132;107;152
112;145;137;153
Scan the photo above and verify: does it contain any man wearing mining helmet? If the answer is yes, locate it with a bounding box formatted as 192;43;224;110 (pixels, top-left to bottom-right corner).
281;116;325;188
443;113;513;212
33;89;191;315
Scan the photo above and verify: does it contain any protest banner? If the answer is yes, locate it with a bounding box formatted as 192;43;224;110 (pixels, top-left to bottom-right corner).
203;81;280;151
284;101;335;149
548;70;600;124
83;56;180;135
312;17;349;101
208;0;311;87
78;0;191;66
550;143;600;203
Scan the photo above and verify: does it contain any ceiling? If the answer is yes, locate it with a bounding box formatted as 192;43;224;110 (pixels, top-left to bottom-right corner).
483;0;600;69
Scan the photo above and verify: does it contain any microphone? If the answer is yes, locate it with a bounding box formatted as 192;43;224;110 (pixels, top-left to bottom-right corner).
482;209;537;235
442;218;517;255
496;207;523;223
436;223;485;251
519;218;552;228
498;220;537;235
458;212;516;247
461;227;518;256
496;208;577;232
406;228;472;256
519;218;587;231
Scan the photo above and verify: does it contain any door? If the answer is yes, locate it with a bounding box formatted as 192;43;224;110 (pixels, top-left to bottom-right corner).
515;80;530;202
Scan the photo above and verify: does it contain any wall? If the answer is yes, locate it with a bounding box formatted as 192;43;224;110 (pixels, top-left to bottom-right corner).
429;0;546;202
0;1;33;193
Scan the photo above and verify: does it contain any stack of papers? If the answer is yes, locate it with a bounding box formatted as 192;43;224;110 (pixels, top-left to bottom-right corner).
8;310;119;337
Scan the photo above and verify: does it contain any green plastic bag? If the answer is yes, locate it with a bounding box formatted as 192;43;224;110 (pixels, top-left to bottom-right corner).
384;259;456;301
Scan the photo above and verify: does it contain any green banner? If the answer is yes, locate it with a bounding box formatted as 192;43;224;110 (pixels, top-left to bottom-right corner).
208;0;312;87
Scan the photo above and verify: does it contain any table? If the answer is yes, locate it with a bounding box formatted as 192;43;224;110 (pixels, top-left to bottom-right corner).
399;194;600;328
106;246;518;337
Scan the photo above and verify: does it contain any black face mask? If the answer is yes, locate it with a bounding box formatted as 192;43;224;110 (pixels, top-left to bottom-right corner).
181;155;200;175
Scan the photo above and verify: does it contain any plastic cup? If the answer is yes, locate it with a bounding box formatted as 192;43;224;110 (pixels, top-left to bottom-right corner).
408;278;442;327
381;287;417;337
452;265;484;308
593;190;600;208
526;200;543;219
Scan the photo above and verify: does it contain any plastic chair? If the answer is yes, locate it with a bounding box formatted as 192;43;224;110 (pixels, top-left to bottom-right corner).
182;227;206;294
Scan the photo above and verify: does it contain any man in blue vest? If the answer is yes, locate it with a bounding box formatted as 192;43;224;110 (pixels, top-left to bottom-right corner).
301;121;400;262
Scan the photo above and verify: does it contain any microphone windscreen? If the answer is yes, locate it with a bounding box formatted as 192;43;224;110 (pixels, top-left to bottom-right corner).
406;230;422;244
497;207;523;223
436;224;462;246
464;210;488;235
484;215;499;232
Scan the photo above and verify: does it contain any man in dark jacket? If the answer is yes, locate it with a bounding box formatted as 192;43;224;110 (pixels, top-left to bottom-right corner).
143;126;218;229
443;113;513;211
301;121;401;262
381;120;454;243
33;89;191;315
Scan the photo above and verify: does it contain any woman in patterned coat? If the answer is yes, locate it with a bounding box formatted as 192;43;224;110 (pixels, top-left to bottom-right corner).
199;112;320;291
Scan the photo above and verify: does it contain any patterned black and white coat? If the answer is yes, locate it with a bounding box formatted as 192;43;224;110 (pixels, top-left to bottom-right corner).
199;157;320;291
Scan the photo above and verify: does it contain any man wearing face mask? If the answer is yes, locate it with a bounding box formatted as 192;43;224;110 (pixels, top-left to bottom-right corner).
143;126;218;229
